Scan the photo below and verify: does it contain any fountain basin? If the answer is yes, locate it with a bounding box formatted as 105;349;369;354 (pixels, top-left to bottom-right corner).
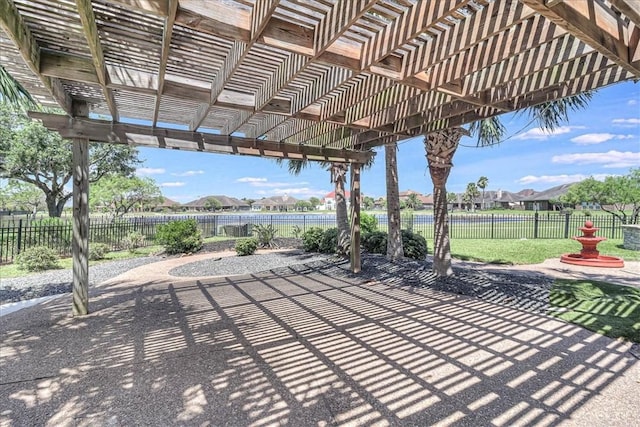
560;253;624;268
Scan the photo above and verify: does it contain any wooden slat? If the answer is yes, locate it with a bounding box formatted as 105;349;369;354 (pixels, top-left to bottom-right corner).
152;0;177;126
30;112;374;163
521;0;640;77
0;0;72;113
75;0;119;121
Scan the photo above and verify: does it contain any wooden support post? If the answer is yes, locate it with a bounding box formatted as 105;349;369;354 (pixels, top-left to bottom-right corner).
72;137;89;316
350;162;362;273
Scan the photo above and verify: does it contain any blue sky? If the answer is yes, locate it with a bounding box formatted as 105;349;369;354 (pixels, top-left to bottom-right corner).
136;81;640;203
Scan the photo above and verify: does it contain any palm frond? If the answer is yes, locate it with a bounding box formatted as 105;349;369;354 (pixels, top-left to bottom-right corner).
526;91;593;131
0;65;38;110
469;116;506;147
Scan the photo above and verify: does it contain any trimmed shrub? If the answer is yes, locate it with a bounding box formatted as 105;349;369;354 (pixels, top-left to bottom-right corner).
15;246;61;272
235;238;258;256
401;229;428;260
156;219;203;255
360;212;378;234
319;228;340;254
89;243;110;260
302;227;324;252
362;230;387;254
254;224;278;248
122;231;146;252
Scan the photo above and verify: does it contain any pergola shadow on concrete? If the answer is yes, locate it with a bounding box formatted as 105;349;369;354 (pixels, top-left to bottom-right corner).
2;0;639;314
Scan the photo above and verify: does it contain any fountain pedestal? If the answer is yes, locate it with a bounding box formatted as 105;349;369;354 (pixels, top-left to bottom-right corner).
560;220;624;268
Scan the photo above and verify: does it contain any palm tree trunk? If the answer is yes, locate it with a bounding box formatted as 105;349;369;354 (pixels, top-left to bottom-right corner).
385;143;403;260
425;128;469;277
332;163;350;257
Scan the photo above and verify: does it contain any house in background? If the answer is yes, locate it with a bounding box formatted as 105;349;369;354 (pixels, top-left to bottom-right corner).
184;195;250;212
252;195;298;211
319;191;351;210
399;190;434;210
155;197;182;212
520;183;577;211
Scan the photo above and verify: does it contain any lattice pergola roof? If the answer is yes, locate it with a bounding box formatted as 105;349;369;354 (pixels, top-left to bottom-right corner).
2;0;639;163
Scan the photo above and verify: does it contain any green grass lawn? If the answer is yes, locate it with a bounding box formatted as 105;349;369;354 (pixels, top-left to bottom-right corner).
449;239;638;264
550;279;640;342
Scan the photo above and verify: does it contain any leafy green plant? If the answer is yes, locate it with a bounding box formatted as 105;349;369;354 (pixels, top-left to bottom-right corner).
122;231;146;252
360;212;378;234
89;243;110;260
302;227;324;252
362;231;388;254
15;246;61;271
401;210;414;231
235;238;258;256
254;224;278;248
156;219;203;254
401;229;428;260
292;225;302;239
319;228;340;254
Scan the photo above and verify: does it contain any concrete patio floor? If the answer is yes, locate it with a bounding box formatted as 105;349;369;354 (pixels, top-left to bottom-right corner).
1;255;638;426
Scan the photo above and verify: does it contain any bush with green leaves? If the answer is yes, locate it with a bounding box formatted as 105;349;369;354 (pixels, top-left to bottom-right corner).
156;219;203;254
89;243;110;260
319;228;339;254
361;229;428;260
292;225;302;239
360;212;378;234
122;231;146;252
401;229;428;260
235;238;258;256
302;227;324;252
15;246;61;271
362;230;387;254
254;224;278;248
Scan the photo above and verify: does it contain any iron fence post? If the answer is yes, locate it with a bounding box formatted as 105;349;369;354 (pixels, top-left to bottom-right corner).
16;219;23;255
491;214;494;239
534;213;539;239
564;213;570;238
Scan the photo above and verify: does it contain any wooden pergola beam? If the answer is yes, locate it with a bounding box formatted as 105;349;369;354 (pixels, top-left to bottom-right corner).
151;0;178;127
29;113;374;164
0;0;72;113
75;0;119;121
521;0;640;77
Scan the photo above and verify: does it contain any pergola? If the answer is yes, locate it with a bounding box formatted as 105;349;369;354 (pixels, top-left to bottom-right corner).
2;0;638;315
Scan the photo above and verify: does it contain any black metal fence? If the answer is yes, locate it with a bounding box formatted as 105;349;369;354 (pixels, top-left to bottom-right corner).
0;213;624;264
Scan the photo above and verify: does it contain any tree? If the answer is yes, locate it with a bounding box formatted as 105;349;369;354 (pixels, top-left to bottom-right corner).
309;196;320;208
204;197;222;212
363;196;375;210
425;92;592;276
385;143;403;261
463;182;480;212
0;106;141;217
91;175;161;218
0;180;44;217
295;200;312;211
447;192;458;210
561;169;640;224
406;193;421;210
477;176;489;210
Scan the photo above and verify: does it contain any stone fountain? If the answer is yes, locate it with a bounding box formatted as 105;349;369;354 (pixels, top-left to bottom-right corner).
560;220;624;268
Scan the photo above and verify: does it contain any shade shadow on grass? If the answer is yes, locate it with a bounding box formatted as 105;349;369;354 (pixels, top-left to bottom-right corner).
550;279;640;343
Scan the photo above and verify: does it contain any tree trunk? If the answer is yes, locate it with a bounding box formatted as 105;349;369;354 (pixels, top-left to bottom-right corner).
425;128;469;277
332;163;350;257
385;143;403;260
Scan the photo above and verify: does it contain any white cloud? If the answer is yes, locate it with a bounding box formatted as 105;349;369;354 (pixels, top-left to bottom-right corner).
628;99;638;106
136;167;165;176
236;177;268;183
160;182;186;188
612;118;640;125
513;126;583;140
516;174;613;185
172;170;204;177
551;150;640;168
570;133;635;145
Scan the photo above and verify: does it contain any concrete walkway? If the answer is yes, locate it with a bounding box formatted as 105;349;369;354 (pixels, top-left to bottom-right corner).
1;253;638;426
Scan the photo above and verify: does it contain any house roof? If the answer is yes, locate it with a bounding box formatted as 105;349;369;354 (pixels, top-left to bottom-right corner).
3;1;637;165
519;183;577;201
184;195;249;207
158;197;181;207
253;195;298;206
324;191;351;200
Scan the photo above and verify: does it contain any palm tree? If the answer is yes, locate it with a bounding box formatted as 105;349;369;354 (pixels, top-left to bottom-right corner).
477;176;488;210
0;65;38;110
406;193;421;210
425;92;592;277
464;182;479;212
384;143;403;261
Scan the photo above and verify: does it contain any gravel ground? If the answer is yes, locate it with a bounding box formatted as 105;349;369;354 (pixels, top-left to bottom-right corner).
2;241;554;314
